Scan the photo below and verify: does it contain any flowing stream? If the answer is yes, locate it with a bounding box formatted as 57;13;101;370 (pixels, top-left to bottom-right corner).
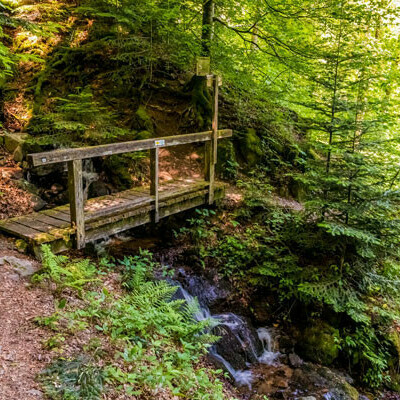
177;284;280;389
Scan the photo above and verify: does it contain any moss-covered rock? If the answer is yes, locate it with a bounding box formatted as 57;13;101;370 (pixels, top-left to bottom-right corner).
238;128;263;167
135;106;154;134
15;239;29;254
4;133;30;153
297;320;340;365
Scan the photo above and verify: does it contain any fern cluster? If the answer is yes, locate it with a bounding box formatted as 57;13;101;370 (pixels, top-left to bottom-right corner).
36;247;228;400
32;244;99;292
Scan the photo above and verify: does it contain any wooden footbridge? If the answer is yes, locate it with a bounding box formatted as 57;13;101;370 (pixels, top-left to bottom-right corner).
0;76;232;254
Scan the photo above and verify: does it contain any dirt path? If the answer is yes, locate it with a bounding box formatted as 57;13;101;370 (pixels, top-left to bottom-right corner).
0;237;52;400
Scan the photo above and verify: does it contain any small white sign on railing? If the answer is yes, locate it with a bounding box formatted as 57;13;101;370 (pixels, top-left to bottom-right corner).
155;139;165;147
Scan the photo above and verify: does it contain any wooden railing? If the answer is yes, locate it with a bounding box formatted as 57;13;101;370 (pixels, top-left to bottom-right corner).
27;76;230;249
27;129;232;249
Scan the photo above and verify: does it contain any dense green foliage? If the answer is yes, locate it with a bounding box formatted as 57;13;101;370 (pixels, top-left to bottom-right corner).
35;246;231;399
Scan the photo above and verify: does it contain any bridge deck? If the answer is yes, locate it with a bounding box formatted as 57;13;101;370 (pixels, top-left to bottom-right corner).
0;179;224;254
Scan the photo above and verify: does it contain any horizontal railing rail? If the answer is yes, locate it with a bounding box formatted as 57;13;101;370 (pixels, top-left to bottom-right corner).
27;129;232;167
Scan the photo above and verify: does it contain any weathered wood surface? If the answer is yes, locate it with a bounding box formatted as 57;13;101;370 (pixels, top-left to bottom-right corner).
28;129;233;167
150;148;159;223
0;180;225;253
68;159;85;249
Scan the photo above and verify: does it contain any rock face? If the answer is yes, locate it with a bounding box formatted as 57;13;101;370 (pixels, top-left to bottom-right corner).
0;256;37;276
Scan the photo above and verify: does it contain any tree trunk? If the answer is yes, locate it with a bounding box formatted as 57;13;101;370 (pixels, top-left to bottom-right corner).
201;0;215;56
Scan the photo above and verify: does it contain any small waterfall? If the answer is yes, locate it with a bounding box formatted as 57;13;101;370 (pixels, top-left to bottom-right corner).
175;284;280;389
257;327;280;365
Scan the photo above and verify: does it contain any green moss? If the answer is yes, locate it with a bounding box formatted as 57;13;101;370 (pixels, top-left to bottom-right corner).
342;381;359;400
15;239;28;254
299;320;340;365
239;128;263;167
135;106;154;134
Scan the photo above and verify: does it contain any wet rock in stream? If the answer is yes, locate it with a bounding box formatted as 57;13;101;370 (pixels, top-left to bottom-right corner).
252;361;361;400
212;313;264;370
177;268;232;309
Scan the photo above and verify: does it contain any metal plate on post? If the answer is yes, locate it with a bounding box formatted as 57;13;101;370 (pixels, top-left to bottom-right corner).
155;139;165;147
196;57;211;76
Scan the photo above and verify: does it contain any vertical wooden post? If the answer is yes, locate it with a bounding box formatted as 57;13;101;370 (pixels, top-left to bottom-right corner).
150;148;159;223
68;159;85;249
207;75;218;204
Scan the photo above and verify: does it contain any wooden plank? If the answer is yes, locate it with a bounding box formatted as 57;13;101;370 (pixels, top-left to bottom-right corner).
28;130;233;166
33;213;70;229
86;197;153;224
86;195;150;222
150;148;159;223
15;216;62;234
118;191;147;201
68;159;85;249
86;204;154;231
0;220;50;240
86;212;152;242
159;181;208;196
41;208;71;222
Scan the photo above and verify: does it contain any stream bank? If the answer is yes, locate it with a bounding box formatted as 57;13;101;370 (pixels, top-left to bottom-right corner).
100;233;398;400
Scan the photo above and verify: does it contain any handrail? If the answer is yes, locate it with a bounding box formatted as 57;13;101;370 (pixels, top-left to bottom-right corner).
27;129;232;167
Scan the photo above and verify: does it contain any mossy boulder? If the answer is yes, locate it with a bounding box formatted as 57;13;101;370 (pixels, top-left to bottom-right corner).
4;133;30;153
297;320;340;365
238;128;263;167
15;239;28;254
134;106;154;134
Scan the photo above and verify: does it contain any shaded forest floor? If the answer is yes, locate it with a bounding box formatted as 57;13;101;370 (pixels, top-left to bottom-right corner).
0;236;51;400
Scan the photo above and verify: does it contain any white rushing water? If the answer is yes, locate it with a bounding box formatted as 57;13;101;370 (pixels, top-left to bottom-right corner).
177;284;280;389
257;327;280;365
